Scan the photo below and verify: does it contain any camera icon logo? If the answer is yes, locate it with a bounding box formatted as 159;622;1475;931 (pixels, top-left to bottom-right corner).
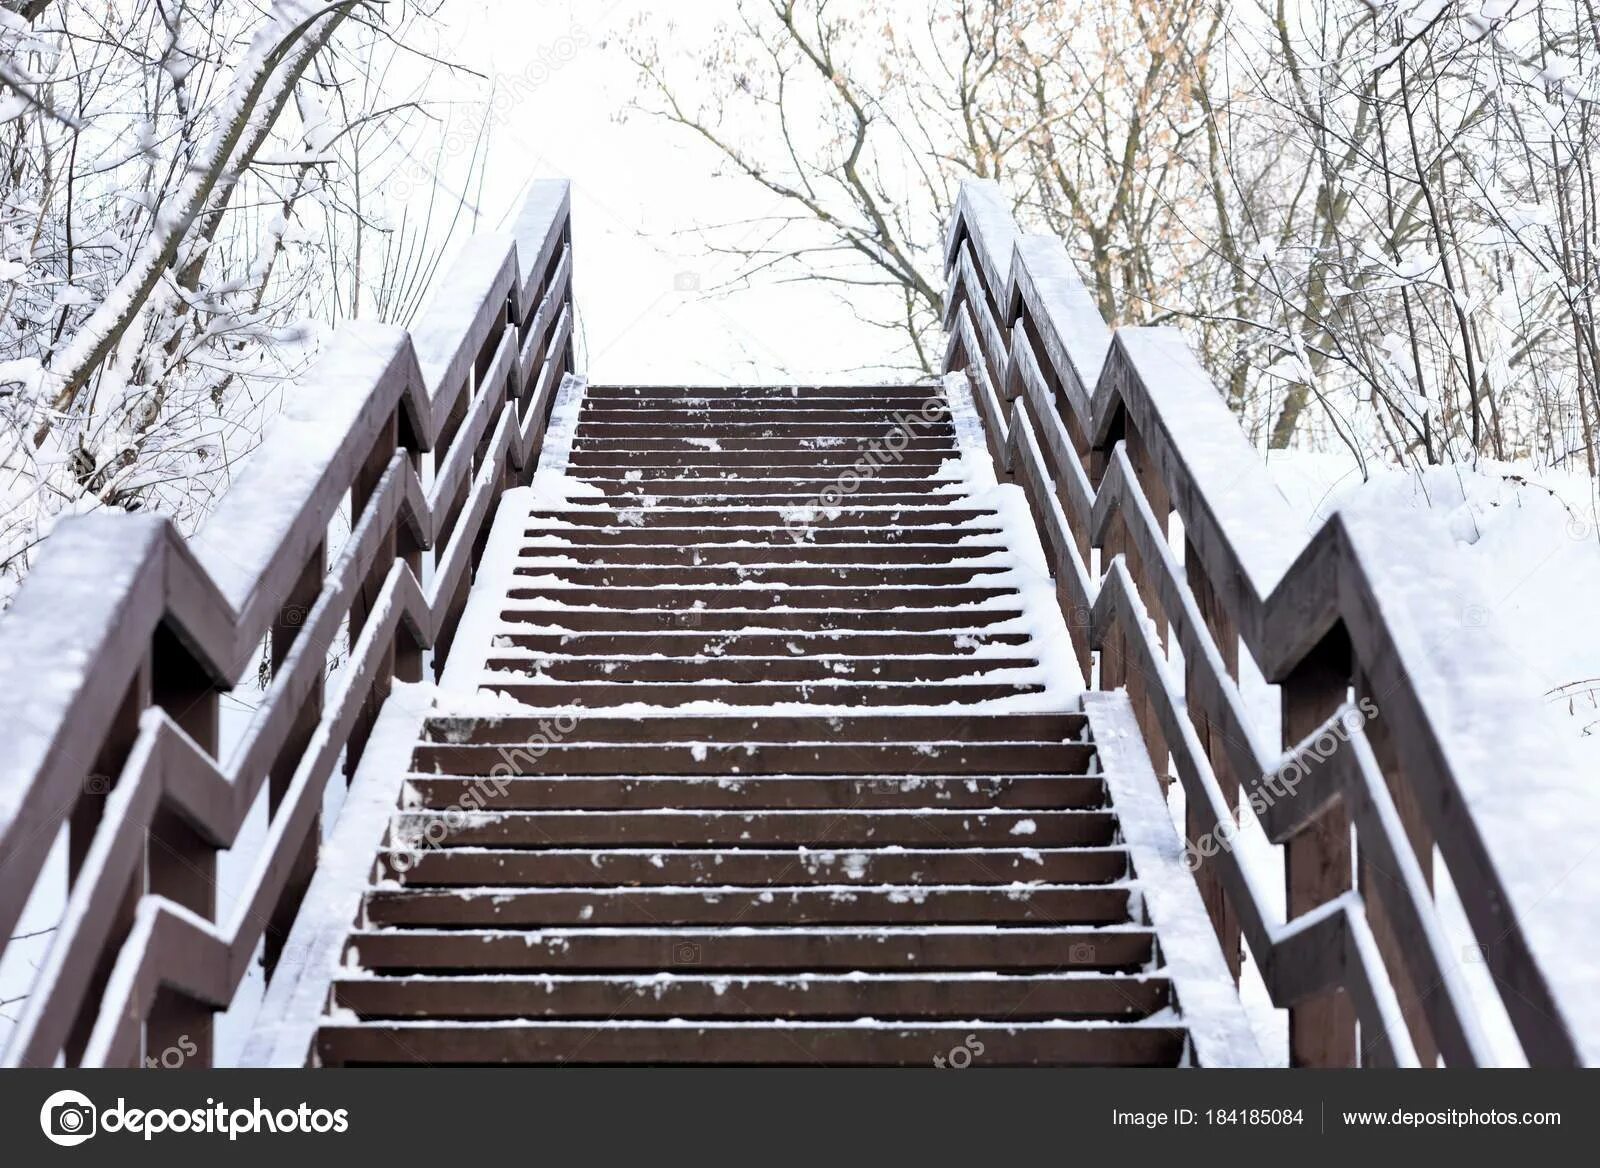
40;1089;97;1147
672;941;702;965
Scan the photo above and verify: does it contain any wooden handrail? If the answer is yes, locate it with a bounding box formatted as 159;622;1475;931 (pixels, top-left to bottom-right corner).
945;179;1600;1067
0;179;576;1068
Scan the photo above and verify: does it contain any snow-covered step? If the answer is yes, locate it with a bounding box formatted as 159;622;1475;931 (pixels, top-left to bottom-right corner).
343;926;1157;973
578;403;950;419
376;846;1128;886
409;738;1092;775
488;630;1029;654
507;564;1013;587
482;655;1041;684
362;884;1135;928
582;387;947;401
402;773;1106;811
515;543;1012;564
386;808;1115;848
330;972;1171;1021
498;609;1029;633
314;1021;1187;1067
502;585;1020;610
422;712;1086;742
459;681;1047;706
525;507;1002;527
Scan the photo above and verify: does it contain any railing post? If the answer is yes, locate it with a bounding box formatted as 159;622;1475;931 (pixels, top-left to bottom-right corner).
1186;547;1242;978
348;412;400;774
396;409;426;685
1356;667;1439;1066
264;545;326;976
65;661;151;1064
147;625;221;1069
1281;630;1357;1067
1121;422;1170;772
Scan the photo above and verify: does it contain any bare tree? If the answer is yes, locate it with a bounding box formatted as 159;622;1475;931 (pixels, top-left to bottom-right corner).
0;0;483;599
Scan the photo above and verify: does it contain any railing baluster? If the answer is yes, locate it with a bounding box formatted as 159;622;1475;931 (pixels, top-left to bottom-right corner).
1186;547;1242;979
147;625;222;1069
1355;667;1439;1067
264;543;326;977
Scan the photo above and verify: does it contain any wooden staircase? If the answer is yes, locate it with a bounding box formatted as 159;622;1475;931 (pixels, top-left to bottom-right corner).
268;380;1252;1067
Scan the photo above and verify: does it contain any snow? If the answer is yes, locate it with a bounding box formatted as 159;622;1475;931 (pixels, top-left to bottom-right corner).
241;683;437;1067
1267;451;1600;764
1086;692;1264;1067
191;322;417;613
1263;448;1600;1063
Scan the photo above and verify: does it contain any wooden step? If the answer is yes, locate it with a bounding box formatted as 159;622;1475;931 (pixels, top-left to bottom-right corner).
468;682;1047;706
522;526;1005;546
578;409;953;424
332;972;1169;1021
345;926;1156;974
582;384;942;399
362;885;1132;928
516;545;1008;566
388;809;1116;848
576;422;956;439
484;655;1038;684
503;586;1017;610
571;435;956;449
421;713;1086;745
379;847;1128;887
572;460;958;477
498;609;1027;633
509;564;1010;587
410;741;1093;776
315;1021;1186;1067
402;774;1105;811
486;630;1028;654
526;508;998;527
576;483;966;501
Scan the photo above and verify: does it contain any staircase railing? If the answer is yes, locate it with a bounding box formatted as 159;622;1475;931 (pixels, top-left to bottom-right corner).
945;180;1600;1067
0;180;575;1068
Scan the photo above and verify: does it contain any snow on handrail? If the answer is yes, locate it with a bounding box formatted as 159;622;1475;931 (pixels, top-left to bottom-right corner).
945;179;1600;1067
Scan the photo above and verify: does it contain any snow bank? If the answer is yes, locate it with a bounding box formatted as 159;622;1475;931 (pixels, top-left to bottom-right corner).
1268;451;1600;764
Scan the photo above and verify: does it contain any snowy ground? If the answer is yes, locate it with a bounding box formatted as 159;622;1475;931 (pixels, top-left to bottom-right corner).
1268;451;1600;765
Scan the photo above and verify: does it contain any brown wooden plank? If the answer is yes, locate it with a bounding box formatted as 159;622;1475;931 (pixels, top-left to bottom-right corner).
363;885;1132;928
422;712;1085;745
381;847;1128;887
509;564;1009;588
345;926;1156;974
497;608;1026;633
410;741;1094;777
403;774;1106;812
389;808;1116;848
316;1022;1185;1066
470;682;1047;707
483;655;1038;684
503;586;1015;610
333;972;1169;1021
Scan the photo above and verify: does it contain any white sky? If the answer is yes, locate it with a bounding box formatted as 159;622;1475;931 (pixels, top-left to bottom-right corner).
408;0;910;384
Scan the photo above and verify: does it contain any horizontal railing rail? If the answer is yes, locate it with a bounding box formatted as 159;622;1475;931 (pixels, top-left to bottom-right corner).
0;179;576;1068
944;179;1600;1068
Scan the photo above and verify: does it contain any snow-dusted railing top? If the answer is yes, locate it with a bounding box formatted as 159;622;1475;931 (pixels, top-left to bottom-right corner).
0;180;575;1068
945;179;1600;1068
